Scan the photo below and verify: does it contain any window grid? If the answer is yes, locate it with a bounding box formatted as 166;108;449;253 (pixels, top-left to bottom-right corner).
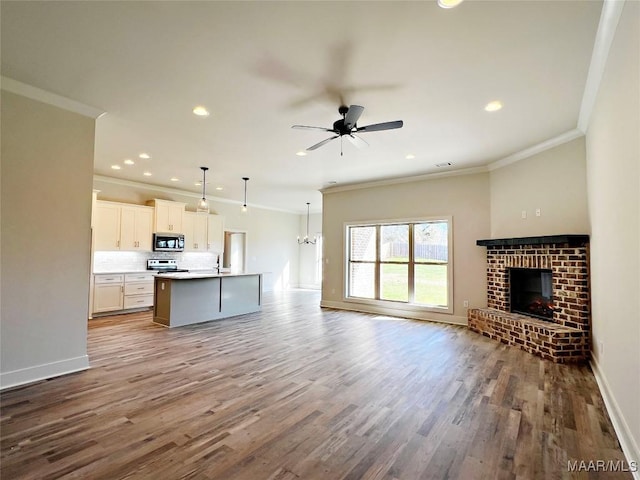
347;220;450;308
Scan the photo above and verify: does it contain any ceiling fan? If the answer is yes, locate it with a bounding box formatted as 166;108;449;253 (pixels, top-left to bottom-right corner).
292;105;403;155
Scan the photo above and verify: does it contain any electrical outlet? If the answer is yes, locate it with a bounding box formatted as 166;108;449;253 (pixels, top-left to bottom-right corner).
535;208;541;217
521;210;527;219
463;300;469;308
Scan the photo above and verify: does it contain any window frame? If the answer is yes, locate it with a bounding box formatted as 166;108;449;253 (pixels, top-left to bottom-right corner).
344;216;453;315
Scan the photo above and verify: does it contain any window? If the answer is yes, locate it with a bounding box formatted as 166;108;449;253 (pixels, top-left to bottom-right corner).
346;218;451;311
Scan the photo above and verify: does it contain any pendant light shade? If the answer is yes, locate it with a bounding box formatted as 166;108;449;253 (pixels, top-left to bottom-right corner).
241;177;249;212
198;167;209;212
298;202;317;245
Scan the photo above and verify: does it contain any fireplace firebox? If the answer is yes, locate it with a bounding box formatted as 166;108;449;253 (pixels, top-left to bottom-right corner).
509;268;554;320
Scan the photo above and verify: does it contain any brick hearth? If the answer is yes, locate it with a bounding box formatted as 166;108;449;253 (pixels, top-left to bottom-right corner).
468;235;590;363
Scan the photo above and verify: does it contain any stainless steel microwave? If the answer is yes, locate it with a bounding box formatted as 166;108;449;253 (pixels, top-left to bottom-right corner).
153;233;185;252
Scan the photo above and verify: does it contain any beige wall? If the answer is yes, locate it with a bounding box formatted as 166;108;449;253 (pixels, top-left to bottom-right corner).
1;91;95;388
92;178;300;291
585;0;639;463
490;137;589;238
321;173;491;324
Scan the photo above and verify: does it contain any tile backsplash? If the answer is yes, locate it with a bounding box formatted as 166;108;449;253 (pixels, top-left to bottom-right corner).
93;251;219;273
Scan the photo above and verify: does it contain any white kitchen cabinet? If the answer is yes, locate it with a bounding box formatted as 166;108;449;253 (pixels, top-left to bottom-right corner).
93;202;121;250
120;205;153;250
123;273;154;309
207;214;224;253
183;211;209;251
148;199;185;233
93;201;153;251
93;274;124;313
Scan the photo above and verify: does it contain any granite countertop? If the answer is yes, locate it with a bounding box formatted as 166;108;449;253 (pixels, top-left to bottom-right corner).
94;270;153;275
155;271;261;280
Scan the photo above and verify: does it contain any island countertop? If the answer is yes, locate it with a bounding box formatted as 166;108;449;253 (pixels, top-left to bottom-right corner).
154;271;261;280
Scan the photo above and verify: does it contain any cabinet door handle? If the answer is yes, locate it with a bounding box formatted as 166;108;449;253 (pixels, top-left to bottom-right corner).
137;287;145;290
116;240;120;248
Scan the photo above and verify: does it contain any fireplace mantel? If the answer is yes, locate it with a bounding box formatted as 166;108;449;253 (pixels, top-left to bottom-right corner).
469;235;591;363
476;234;589;247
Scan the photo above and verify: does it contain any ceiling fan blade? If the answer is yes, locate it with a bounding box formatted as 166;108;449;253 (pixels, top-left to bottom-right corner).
356;120;403;133
292;125;334;132
307;135;339;151
344;105;364;129
347;134;369;149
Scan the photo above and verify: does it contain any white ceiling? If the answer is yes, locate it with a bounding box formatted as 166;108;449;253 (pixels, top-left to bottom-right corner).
1;1;603;213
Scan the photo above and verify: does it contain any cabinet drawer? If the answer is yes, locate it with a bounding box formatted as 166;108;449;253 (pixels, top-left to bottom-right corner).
124;294;154;309
125;273;155;283
95;274;124;284
124;282;154;295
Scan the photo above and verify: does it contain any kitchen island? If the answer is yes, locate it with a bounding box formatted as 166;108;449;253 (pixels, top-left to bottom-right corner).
153;272;262;327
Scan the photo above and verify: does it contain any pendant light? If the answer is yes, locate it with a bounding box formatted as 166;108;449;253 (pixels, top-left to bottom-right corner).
298;202;317;245
241;177;249;212
198;166;209;212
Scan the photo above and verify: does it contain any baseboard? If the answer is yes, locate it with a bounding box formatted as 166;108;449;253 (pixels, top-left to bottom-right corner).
320;300;468;326
0;355;90;391
590;357;640;479
297;283;321;290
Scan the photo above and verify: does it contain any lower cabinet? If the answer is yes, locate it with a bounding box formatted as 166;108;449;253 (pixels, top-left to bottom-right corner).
93;273;155;314
93;275;124;313
123;273;155;308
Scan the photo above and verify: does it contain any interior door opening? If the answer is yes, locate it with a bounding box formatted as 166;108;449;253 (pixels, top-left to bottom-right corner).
223;231;247;273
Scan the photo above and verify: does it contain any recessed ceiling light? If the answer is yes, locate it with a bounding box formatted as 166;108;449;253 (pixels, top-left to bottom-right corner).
484;101;503;112
437;0;464;8
192;106;210;117
195;181;201;186
170;177;179;182
143;171;152;176
328;181;337;185
215;186;223;191
111;165;121;170
296;151;307;157
123;159;135;165
139;153;151;159
406;154;415;160
435;162;453;168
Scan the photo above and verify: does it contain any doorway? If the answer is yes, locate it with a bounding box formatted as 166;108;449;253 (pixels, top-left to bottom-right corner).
223;231;247;273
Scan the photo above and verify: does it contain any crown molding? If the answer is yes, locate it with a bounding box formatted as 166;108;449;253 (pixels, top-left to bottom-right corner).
577;0;626;132
320;165;489;195
487;129;584;171
93;174;299;214
1;76;106;119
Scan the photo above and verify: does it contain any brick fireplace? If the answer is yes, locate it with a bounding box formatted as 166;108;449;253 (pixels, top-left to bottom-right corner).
468;235;590;363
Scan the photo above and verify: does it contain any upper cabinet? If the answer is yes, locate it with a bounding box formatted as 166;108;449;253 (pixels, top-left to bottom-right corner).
120;205;153;251
207;214;224;253
94;201;153;251
94;201;121;250
147;199;185;233
183;212;209;251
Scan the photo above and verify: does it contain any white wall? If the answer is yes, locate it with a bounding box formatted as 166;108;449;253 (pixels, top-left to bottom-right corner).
1;91;95;389
321;173;491;324
92;178;301;291
585;0;640;464
490;137;590;238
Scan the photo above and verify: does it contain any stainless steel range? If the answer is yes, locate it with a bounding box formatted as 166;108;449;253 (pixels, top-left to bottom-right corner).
147;259;189;273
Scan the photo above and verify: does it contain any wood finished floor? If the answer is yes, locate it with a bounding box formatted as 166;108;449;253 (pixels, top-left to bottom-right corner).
1;290;631;480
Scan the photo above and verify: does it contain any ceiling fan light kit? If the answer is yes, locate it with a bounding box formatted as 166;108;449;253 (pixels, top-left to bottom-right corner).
292;104;403;156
